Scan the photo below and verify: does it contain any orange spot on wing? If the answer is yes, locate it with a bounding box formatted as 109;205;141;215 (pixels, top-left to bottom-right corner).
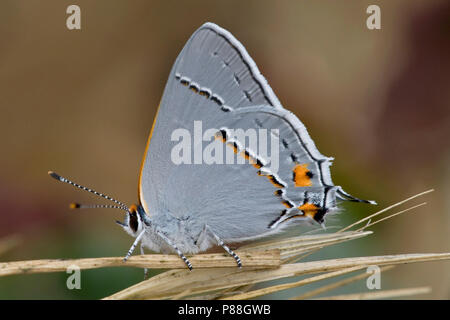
240;150;258;167
282;200;293;209
298;202;319;219
240;150;250;160
227;142;239;154
293;164;312;187
252;162;262;169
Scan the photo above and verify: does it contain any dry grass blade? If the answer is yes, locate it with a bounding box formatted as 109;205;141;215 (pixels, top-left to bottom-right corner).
103;252;450;300
292;265;395;300
317;287;432;300
241;231;372;262
357;203;426;232
0;250;280;277
339;189;433;233
241;231;368;250
220;266;365;300
286;198;433;264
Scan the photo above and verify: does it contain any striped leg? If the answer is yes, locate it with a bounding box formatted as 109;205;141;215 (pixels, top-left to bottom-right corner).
156;230;193;270
123;230;145;262
140;243;149;279
207;226;242;268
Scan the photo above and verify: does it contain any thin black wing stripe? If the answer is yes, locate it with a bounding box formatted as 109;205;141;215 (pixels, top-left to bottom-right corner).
198;23;283;109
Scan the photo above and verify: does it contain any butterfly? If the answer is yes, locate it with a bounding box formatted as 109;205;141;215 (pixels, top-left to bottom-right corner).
49;22;375;272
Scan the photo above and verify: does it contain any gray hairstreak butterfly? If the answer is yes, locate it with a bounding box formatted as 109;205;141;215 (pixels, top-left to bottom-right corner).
49;22;375;272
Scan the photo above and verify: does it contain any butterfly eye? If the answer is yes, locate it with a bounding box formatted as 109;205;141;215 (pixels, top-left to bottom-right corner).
128;205;139;233
129;212;139;233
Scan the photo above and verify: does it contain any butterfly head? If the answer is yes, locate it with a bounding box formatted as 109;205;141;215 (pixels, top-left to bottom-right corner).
117;204;146;237
47;171;150;238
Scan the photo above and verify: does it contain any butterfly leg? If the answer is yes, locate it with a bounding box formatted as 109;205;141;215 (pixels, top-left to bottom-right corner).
206;225;242;268
123;230;145;262
155;229;193;270
140;243;149;279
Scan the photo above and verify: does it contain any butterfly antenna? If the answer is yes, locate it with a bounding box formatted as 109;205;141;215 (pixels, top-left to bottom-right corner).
69;203;129;212
48;171;129;211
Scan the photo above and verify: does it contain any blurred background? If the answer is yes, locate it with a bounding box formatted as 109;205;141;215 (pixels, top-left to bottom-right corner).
0;0;449;299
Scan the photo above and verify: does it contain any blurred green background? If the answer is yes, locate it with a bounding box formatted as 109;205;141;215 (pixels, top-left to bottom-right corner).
0;0;449;299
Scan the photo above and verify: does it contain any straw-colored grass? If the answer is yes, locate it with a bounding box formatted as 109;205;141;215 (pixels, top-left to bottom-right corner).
0;250;280;276
291;265;395;300
315;287;432;300
1;188;448;300
103;251;449;300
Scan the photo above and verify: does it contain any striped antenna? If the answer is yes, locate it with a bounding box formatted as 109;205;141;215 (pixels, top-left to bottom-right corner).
69;202;129;212
48;171;129;211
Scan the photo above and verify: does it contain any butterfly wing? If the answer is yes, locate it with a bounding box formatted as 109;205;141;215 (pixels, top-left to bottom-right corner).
139;23;374;241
